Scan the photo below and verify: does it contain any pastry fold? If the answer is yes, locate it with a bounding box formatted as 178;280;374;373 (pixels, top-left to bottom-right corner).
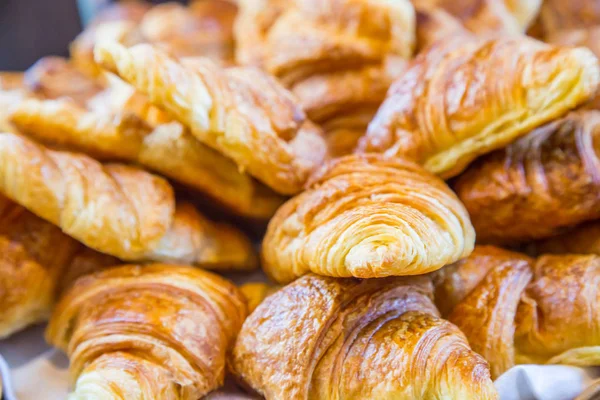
455;111;600;244
433;246;600;378
46;264;247;399
360;35;600;178
10;78;286;219
262;154;475;283
235;0;415;155
0;195;117;338
95;41;328;195
232;273;498;400
0;132;256;270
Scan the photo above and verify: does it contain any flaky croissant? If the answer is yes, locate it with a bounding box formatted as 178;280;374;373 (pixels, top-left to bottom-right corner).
235;0;415;155
455;111;600;244
95;41;328;195
10;79;286;219
262;154;475;283
0;195;117;338
360;35;600;178
232;273;498;400
433;245;600;378
0;132;256;270
46;264;247;399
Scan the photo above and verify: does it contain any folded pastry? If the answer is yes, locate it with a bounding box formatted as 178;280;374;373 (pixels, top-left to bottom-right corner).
10;78;286;219
232;273;498;399
413;0;541;35
262;154;475;283
235;0;415;155
455;111;600;244
360;35;600;178
23;56;104;106
0;132;256;270
95;41;328;195
0;195;117;338
239;282;279;313
433;246;600;378
46;264;247;399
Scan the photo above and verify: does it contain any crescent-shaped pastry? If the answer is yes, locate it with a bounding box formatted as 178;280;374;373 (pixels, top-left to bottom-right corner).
0;195;117;338
360;35;600;178
232;273;498;400
46;264;247;399
95;41;328;195
10;79;286;219
455;111;600;244
0;132;256;270
262;154;475;283
433;246;600;378
235;0;415;156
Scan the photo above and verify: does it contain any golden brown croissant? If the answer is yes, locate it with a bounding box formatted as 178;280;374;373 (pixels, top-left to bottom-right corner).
433;245;600;378
0;132;256;270
413;0;541;35
262;154;475;283
455;110;600;244
232;273;498;400
360;35;600;178
0;195;117;338
235;0;415;156
46;264;247;399
10;79;286;219
95;41;328;195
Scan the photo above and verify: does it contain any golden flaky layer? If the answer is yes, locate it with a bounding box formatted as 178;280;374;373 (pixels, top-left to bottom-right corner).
360;35;600;178
236;0;415;155
47;264;247;399
95;41;328;195
262;154;475;283
455;111;600;244
0;132;256;270
232;273;498;400
10;78;286;219
413;0;541;35
0;195;116;338
433;246;600;378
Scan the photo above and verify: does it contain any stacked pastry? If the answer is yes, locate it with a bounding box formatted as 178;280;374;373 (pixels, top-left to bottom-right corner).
3;0;600;399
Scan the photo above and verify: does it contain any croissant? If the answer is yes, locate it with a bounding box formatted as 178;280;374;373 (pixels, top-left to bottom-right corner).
433;245;600;378
95;41;328;195
359;35;600;178
0;195;117;338
0;132;256;270
10;80;286;219
413;0;541;35
235;0;415;155
262;154;475;283
46;264;247;399
232;273;498;399
455;110;600;244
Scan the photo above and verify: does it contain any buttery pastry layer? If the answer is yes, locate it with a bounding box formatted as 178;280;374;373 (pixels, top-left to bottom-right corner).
360;35;600;178
46;264;247;399
262;154;475;283
432;246;600;378
232;273;498;400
